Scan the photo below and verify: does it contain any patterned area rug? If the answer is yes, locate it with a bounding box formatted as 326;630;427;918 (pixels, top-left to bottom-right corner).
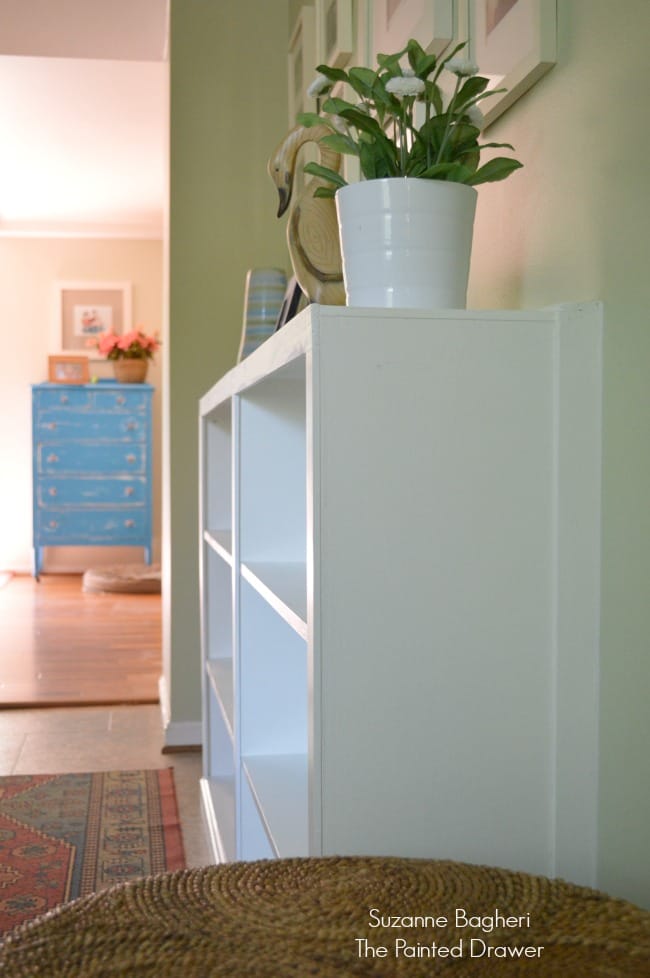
0;769;185;933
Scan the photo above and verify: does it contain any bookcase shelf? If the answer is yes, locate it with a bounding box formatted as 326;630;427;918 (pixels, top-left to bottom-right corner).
199;302;602;888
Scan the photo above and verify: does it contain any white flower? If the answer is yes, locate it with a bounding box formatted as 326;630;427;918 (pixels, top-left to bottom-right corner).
307;73;330;99
445;57;479;77
465;103;485;130
385;74;425;97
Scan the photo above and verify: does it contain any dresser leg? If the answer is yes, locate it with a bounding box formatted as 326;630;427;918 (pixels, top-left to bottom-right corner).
33;547;43;581
144;546;152;565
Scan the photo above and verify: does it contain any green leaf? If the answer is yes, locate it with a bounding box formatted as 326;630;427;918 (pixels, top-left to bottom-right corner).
303;162;347;187
321;132;360;157
315;64;349;84
296;111;328;129
418;162;474;182
359;138;398;180
333;106;386;138
322;95;358;116
347;67;377;98
456;75;490;106
406;38;427;66
313;186;338;199
407;39;437;78
478;141;517;152
467;157;523;185
377;46;408;72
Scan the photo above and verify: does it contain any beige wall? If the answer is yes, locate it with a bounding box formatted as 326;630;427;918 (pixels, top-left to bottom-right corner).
0;236;163;574
467;0;650;908
165;0;289;732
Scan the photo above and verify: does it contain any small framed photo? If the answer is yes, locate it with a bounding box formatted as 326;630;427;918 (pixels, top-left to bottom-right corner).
53;281;132;357
372;0;454;61
467;0;557;127
316;0;354;68
48;355;90;385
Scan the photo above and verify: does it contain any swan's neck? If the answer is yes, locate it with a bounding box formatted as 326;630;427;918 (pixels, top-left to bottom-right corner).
289;124;341;175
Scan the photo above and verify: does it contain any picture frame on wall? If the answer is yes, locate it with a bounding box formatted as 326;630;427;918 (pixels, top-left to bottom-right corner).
467;0;557;127
53;281;132;357
288;5;317;123
316;0;354;68
372;0;454;60
48;354;90;385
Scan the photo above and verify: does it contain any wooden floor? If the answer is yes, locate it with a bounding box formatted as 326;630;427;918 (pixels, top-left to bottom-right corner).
0;574;161;707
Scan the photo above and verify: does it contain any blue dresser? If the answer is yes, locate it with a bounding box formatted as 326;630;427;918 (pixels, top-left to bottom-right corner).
31;381;154;577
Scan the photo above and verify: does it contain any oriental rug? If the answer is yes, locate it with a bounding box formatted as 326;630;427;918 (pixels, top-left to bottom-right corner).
0;769;185;934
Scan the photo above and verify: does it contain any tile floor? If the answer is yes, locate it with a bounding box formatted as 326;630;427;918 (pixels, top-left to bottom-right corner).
0;704;213;868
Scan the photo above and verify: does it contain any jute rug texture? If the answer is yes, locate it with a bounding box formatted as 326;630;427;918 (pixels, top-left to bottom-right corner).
0;769;185;934
1;856;648;976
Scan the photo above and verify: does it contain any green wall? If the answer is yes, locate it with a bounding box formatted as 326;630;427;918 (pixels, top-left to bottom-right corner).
467;0;650;907
167;0;650;908
166;0;289;726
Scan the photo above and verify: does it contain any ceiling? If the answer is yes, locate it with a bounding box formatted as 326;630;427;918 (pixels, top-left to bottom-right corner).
0;0;168;237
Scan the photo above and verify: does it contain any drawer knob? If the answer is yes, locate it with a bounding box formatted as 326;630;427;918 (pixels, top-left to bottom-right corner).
127;421;137;430
44;422;57;430
124;486;135;497
125;453;136;464
46;453;59;464
124;519;135;528
48;487;57;497
117;396;126;405
60;395;69;404
48;520;59;528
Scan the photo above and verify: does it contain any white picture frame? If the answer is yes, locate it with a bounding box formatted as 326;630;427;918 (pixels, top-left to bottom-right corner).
372;0;455;60
52;281;132;358
288;5;317;124
466;0;557;127
316;0;354;67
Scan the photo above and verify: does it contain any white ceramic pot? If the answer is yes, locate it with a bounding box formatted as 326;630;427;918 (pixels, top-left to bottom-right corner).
335;178;477;309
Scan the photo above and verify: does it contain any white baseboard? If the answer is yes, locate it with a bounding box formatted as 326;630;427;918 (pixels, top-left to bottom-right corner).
158;675;201;749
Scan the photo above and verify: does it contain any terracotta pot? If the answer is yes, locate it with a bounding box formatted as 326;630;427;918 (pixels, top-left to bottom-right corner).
113;359;148;384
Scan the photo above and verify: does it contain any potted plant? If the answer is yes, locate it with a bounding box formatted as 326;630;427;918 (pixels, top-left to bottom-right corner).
298;39;522;309
92;328;160;383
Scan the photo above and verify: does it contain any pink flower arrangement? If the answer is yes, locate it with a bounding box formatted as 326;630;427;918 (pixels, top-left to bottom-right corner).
92;327;160;361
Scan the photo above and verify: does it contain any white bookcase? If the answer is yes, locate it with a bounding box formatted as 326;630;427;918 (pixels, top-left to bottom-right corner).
199;302;603;887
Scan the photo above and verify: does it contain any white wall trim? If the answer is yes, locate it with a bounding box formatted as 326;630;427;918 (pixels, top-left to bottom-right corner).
159;674;202;748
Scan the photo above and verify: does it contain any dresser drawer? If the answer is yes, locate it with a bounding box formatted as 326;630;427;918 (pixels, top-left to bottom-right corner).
35;388;94;411
36;477;147;507
93;389;150;412
36;508;148;544
35;410;146;441
37;443;147;475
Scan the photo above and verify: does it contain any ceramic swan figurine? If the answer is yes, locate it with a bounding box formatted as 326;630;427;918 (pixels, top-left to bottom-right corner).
268;124;345;305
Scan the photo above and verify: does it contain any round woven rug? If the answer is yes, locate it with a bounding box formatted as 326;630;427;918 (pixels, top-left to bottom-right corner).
81;563;161;594
1;857;648;976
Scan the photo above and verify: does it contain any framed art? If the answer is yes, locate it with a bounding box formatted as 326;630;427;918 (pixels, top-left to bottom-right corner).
316;0;354;68
372;0;454;60
48;354;90;385
466;0;557;126
288;5;317;123
53;281;132;357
